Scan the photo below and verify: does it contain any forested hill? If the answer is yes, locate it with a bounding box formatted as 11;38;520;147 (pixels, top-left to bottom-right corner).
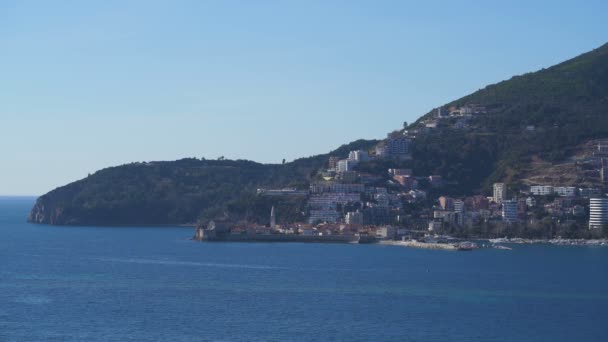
418;42;608;125
407;42;608;193
28;139;377;225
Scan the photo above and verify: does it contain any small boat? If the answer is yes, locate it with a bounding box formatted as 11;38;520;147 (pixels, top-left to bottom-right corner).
457;241;478;251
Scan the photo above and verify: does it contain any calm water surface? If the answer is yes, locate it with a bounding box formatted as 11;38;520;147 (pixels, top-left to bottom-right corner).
1;197;607;341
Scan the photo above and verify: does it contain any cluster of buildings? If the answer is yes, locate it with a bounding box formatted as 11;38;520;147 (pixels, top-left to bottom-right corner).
503;182;604;228
255;133;608;235
524;182;608;229
568;141;608;186
444;104;487;117
524;180;605;229
329;150;373;173
429;190;507;231
418;104;488;131
426;181;608;232
261;170;608;233
374;132;413;160
260;139;435;228
308;182;402;225
529;185;600;197
329;133;414;174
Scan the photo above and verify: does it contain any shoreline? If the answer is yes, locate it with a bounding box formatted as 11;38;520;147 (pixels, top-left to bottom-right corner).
27;222;197;228
24;220;608;248
489;238;608;246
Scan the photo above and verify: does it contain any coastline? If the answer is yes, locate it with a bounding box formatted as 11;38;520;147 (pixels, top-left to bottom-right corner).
489;238;608;246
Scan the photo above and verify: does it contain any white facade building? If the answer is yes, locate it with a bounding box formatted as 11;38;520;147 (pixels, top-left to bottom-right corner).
375;145;388;158
329;183;365;194
348;150;370;162
388;168;413;176
428;220;442;232
589;198;608;229
493;183;506;204
453;200;465;213
308;210;340;224
309;193;361;210
530;185;554;196
345;211;363;225
337;159;357;172
554;186;577;197
526;197;536;207
270;206;276;229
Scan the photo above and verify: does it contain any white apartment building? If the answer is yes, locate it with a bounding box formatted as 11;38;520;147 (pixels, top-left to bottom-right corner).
309;193;361;210
329;183;365;194
337;159;358;172
589;198;608;229
348;150;370;162
530;185;554;196
345;211;363;225
493;183;506;204
309;210;340;224
554;186;577;197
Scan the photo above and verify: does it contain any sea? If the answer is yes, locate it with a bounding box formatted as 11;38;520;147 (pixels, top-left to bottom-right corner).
1;197;607;342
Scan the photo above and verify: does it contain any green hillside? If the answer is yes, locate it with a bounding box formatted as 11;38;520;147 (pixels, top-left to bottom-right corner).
409;43;608;193
28;140;377;225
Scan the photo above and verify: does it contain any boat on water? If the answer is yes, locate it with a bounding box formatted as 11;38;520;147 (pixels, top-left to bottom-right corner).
456;241;478;251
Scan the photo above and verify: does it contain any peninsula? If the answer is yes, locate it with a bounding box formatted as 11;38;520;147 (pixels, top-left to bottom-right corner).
29;43;608;241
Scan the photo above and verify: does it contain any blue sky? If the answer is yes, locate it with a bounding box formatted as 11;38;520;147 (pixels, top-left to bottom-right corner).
1;0;607;195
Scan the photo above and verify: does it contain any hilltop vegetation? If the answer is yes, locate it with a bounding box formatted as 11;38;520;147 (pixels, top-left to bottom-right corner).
410;43;608;194
28;140;377;225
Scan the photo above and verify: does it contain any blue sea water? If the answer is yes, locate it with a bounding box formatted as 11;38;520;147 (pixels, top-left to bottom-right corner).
1;197;607;342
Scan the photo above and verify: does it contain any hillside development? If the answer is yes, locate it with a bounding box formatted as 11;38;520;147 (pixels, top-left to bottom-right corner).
29;43;608;239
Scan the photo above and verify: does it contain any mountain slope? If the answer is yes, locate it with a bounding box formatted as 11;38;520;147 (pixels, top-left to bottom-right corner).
408;43;608;193
417;42;608;125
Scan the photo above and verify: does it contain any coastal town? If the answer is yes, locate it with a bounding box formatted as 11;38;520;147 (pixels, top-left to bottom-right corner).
193;105;608;249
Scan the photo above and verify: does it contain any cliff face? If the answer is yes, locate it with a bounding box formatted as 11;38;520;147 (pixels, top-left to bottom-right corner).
27;201;48;224
28;200;67;225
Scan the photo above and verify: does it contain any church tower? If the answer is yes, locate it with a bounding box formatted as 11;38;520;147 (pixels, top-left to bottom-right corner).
270;206;276;229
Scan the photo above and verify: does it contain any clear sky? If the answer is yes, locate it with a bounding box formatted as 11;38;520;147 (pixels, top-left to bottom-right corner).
1;0;607;195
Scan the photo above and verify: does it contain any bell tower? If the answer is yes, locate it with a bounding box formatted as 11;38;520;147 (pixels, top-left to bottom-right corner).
270;206;276;229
